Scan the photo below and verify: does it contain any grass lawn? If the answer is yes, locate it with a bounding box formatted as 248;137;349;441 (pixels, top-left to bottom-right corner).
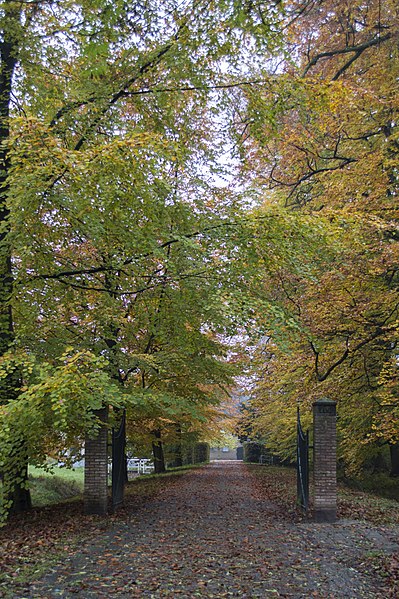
28;465;85;507
0;465;83;510
1;462;202;512
27;463;201;507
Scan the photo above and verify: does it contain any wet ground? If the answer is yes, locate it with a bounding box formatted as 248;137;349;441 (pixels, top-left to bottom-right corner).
20;461;399;598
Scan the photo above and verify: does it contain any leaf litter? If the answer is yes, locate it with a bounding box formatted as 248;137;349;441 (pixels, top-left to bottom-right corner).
1;462;398;598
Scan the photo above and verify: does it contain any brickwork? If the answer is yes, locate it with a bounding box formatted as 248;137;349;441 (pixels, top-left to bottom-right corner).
313;399;337;523
84;408;108;515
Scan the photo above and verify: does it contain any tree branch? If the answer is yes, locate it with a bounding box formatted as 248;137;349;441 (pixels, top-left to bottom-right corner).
50;79;272;128
310;326;397;383
302;32;392;77
23;221;243;283
272;157;357;197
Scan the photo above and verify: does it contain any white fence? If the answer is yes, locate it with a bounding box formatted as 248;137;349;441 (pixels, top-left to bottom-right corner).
127;458;154;475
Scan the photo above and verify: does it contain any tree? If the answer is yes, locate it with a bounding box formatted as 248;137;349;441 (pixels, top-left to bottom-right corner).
0;348;123;520
1;1;286;514
235;0;399;474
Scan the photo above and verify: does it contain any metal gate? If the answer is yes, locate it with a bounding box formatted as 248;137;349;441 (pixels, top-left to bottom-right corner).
297;407;309;512
112;410;126;511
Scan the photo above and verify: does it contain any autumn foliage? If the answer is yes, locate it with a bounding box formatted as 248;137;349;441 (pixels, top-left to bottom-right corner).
0;0;398;522
238;0;399;475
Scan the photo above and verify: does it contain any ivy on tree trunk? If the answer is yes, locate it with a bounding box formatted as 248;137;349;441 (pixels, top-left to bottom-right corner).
0;2;31;513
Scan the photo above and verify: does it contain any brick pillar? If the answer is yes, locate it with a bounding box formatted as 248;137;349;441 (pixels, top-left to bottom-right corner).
84;408;108;515
313;398;337;523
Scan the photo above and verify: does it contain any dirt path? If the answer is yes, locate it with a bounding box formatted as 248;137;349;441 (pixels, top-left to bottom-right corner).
24;462;398;598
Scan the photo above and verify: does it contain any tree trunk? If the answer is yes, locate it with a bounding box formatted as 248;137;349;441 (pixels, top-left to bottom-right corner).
103;275;127;506
0;5;31;514
2;434;32;514
174;424;183;468
0;0;19;387
10;464;32;513
152;429;166;473
389;443;399;477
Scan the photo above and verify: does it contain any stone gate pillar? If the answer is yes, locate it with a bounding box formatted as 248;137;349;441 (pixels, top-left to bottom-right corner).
313;398;337;523
84;408;108;515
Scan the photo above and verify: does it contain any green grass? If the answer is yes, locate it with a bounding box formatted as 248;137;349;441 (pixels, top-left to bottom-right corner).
1;462;205;511
27;463;202;507
339;471;399;501
28;465;84;507
0;466;83;510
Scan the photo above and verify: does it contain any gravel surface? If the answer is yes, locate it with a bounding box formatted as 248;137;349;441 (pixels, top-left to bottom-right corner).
20;461;399;598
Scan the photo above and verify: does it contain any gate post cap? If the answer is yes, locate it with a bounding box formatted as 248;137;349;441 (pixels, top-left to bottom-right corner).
313;397;336;406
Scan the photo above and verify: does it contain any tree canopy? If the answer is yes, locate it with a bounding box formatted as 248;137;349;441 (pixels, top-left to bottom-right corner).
0;0;398;521
237;0;399;474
